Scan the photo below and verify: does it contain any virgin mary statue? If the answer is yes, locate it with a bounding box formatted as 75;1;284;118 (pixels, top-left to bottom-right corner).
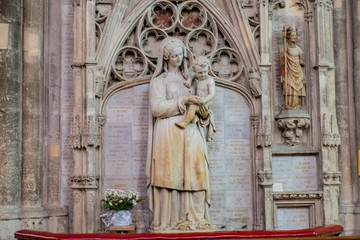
146;37;215;232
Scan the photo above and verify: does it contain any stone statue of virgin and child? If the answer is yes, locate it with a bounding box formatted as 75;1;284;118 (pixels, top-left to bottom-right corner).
146;37;216;232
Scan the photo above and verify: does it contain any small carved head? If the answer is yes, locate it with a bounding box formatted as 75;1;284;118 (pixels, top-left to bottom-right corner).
286;25;298;43
192;56;210;81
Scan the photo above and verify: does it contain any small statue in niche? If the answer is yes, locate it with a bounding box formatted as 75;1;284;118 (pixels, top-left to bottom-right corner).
95;67;107;98
280;25;305;109
248;67;262;97
175;56;216;140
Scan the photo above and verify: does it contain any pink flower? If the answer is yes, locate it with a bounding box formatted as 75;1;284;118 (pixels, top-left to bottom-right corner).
115;189;120;193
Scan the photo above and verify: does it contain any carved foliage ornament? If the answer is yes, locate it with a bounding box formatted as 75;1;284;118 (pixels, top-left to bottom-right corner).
111;0;246;85
69;175;100;189
323;172;341;185
273;192;323;200
277;117;310;146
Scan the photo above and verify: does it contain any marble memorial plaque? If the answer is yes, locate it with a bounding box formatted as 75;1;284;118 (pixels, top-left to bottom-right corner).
210;191;227;207
273;156;318;191
209;209;223;225
277;208;310;230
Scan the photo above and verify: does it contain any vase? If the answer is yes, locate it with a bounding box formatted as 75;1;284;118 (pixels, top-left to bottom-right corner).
111;210;132;226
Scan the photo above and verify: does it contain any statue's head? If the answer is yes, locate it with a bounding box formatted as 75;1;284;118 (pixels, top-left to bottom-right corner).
163;38;186;60
192;56;210;81
286;25;298;43
153;37;189;78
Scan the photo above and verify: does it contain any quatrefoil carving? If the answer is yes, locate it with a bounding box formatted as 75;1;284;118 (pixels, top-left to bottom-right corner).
187;29;216;57
112;47;147;81
148;1;177;31
179;1;207;31
139;28;168;59
210;48;242;81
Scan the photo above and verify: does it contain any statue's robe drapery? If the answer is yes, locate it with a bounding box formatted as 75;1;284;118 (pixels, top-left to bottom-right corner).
146;75;212;231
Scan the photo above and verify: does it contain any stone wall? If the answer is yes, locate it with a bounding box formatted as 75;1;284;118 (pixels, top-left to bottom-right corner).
0;0;360;238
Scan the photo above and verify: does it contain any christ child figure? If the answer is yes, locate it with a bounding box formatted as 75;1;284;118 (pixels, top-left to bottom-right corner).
175;56;215;129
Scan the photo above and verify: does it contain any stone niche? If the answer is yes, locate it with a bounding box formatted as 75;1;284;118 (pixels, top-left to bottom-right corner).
103;84;253;232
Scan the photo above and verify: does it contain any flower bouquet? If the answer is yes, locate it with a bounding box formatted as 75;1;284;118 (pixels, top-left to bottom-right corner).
100;188;143;227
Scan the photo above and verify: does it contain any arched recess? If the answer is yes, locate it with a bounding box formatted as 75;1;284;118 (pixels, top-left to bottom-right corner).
92;0;262;232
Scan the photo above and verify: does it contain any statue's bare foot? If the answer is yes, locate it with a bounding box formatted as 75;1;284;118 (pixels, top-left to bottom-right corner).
175;121;187;129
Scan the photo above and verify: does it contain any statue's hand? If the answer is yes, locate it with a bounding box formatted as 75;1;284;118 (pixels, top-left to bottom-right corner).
184;80;191;88
186;96;201;105
198;105;209;119
197;98;205;105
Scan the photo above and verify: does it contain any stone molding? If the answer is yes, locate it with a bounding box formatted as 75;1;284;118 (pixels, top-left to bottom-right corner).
68;175;100;189
273;192;323;200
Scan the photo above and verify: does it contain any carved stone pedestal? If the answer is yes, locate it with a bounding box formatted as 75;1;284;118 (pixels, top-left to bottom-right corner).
276;109;310;146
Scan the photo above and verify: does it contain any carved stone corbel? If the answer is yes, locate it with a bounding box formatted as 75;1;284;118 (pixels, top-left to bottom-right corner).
276;110;310;146
68;175;100;189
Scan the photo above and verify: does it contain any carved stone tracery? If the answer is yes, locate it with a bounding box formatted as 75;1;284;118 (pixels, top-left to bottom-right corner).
95;0;115;50
108;0;250;91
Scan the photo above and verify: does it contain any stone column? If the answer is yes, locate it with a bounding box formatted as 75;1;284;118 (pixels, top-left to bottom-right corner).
21;0;48;230
0;1;22;238
259;0;274;230
70;0;88;233
333;0;356;235
352;0;360;233
313;0;341;225
43;0;69;232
